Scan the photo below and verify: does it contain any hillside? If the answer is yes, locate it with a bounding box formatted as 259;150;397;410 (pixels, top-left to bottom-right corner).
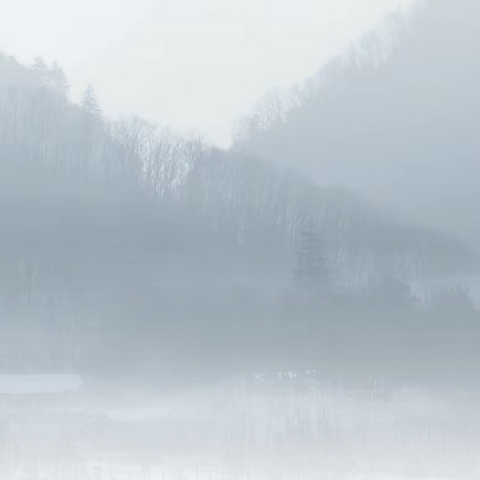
0;51;478;384
236;0;480;250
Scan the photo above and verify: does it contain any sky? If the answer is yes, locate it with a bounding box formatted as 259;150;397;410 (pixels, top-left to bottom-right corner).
1;0;415;146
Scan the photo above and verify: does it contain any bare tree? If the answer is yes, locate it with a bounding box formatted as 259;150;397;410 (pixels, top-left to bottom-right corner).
218;420;260;480
278;413;352;480
173;460;188;480
126;453;161;480
40;435;86;480
111;117;206;201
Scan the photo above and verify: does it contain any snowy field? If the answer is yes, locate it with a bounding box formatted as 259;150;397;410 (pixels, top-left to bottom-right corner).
87;453;221;480
79;460;460;480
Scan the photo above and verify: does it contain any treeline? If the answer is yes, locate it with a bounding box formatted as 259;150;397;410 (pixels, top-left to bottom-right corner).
82;244;480;386
0;53;477;385
234;0;480;253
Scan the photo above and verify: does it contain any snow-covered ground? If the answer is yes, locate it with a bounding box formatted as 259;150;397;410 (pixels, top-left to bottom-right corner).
87;452;221;480
81;460;457;480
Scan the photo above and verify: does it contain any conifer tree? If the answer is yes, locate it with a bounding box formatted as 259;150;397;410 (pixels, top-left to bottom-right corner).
47;61;69;97
32;56;49;85
295;223;328;289
81;85;102;117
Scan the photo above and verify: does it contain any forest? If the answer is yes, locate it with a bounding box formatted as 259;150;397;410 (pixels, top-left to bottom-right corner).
0;0;479;390
0;0;480;480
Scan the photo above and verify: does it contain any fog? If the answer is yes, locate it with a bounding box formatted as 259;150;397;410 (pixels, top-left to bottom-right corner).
0;0;480;478
238;0;480;250
1;0;414;146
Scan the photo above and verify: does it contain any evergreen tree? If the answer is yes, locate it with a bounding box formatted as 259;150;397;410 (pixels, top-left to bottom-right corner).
295;223;328;289
32;56;49;85
375;275;415;310
81;85;102;117
47;61;69;97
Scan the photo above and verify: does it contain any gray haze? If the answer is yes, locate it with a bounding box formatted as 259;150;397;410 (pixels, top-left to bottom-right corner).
0;0;480;479
238;0;480;250
1;0;414;146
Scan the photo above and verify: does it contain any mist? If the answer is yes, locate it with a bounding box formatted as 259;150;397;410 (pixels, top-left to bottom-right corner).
238;0;480;249
0;0;480;478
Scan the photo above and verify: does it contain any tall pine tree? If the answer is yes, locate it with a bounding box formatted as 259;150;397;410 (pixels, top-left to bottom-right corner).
32;56;49;85
81;85;102;117
47;61;69;97
295;223;328;289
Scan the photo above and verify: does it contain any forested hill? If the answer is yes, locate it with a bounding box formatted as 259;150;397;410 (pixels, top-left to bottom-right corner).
0;51;477;383
234;0;480;251
0;52;472;279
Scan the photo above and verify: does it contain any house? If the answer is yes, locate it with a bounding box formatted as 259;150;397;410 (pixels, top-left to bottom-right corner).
88;407;209;453
0;374;84;435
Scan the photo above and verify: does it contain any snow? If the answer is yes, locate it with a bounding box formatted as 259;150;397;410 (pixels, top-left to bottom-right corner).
0;374;83;394
6;405;87;415
103;406;173;422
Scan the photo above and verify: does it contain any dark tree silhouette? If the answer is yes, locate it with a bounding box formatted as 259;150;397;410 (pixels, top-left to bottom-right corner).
295;223;328;289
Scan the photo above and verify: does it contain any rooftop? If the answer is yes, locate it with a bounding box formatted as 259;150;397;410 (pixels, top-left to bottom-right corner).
104;407;173;422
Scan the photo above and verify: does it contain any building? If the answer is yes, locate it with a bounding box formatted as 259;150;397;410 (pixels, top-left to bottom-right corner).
0;374;88;441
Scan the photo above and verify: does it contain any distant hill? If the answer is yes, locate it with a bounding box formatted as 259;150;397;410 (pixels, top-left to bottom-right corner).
0;48;478;382
0;51;475;287
235;0;480;250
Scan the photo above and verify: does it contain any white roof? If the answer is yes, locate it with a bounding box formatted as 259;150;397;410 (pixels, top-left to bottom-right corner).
0;375;83;394
104;407;173;422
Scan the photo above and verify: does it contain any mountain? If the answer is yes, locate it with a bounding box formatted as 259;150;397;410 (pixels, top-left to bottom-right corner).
236;0;480;250
0;49;477;382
